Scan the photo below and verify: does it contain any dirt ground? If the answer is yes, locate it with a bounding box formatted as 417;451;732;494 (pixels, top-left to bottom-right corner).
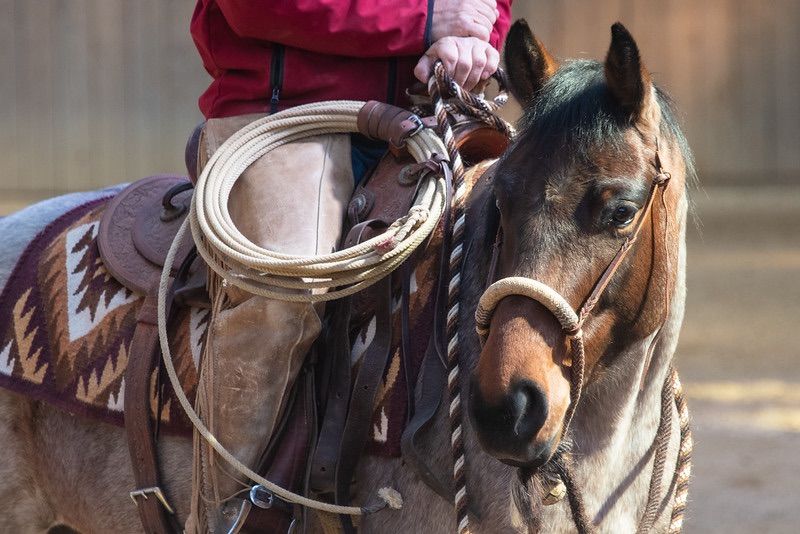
676;186;800;533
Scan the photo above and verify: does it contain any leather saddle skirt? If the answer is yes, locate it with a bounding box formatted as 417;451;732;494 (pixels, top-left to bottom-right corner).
97;175;196;295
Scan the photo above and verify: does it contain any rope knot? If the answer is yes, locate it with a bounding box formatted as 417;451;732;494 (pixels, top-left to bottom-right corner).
374;206;429;254
654;171;671;185
564;325;583;339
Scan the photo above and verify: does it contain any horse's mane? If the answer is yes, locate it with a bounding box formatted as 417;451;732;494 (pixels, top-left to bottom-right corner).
513;59;697;189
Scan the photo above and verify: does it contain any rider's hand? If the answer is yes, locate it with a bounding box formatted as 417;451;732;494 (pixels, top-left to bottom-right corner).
414;37;500;91
430;0;499;42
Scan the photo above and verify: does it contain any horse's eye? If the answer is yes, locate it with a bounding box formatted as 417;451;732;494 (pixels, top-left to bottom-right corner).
611;202;638;227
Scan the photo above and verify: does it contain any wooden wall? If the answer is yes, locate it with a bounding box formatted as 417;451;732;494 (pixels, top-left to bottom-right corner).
0;0;797;201
513;0;800;185
0;0;208;199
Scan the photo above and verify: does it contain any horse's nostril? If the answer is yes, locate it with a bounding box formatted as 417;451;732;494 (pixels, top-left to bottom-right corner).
510;381;548;441
470;377;553;466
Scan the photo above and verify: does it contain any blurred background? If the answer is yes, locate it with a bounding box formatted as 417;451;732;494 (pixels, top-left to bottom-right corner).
0;1;797;531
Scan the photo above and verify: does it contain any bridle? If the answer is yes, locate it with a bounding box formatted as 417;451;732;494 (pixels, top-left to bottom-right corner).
476;144;671;432
474;145;683;533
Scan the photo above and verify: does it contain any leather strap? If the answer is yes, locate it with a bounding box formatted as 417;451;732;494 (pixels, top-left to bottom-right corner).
309;298;354;495
334;276;393;504
400;335;450;502
124;288;180;534
239;369;316;533
400;154;456;505
357;100;437;147
572;170;671;329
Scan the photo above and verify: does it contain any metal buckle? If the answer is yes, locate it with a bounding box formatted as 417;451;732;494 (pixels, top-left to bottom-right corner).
249;484;276;509
129;486;175;514
396;114;425;146
406;114;425;138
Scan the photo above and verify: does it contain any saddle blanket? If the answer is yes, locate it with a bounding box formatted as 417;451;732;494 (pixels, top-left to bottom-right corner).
0;198;204;435
0;192;442;457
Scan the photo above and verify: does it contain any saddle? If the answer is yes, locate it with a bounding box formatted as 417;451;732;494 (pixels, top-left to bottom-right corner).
98;103;508;533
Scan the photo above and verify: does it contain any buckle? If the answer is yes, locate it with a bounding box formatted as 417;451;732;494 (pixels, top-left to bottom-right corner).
249;485;293;514
395;114;425;147
129;486;175;515
405;114;425;138
249;484;277;509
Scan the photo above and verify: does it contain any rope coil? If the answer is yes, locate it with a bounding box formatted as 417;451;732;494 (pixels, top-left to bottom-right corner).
191;101;451;302
160;77;514;522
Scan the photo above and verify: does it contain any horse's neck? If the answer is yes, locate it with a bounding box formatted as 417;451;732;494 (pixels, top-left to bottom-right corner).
557;217;687;531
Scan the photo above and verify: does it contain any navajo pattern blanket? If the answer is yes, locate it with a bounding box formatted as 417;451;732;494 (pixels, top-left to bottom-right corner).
0;198;207;435
0;192;443;456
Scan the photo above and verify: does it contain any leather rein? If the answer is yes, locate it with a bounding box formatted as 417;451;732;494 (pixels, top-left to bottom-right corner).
475;145;678;533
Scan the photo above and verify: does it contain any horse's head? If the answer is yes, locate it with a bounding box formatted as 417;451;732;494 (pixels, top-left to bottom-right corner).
469;21;690;468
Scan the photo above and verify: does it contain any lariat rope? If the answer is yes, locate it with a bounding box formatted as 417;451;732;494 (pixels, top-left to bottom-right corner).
161;100;457;517
159;66;514;522
159;217;401;517
191;101;451;302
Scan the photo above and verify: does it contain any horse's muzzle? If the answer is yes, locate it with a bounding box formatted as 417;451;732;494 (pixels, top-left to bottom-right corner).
469;377;556;467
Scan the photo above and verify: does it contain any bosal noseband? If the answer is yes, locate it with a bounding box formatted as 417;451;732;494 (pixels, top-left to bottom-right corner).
476;157;671;435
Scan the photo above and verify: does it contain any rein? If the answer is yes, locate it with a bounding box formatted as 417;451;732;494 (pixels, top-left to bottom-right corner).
475;151;693;532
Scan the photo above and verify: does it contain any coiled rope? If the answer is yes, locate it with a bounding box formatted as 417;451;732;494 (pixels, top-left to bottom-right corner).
159;217;402;516
159;67;517;527
159;99;459;517
191;101;451;302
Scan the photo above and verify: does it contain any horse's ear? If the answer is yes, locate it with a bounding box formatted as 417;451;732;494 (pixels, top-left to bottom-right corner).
604;23;660;129
504;20;558;106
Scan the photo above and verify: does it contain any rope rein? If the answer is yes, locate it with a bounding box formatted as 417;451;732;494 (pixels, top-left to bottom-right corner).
428;62;472;534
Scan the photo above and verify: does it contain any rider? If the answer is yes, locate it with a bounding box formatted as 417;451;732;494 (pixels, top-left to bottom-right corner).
189;1;511;530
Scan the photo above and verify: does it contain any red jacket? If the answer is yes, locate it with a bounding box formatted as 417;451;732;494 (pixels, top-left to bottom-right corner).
191;1;512;118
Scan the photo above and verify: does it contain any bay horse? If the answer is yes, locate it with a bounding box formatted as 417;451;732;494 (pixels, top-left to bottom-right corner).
0;21;692;533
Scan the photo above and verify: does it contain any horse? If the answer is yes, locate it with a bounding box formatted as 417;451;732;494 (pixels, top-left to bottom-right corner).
0;20;693;533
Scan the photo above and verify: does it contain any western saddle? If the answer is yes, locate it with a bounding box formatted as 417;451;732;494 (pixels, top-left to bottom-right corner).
98;101;508;533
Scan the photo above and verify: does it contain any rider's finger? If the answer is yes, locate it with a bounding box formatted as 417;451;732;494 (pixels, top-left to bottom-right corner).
452;42;473;87
480;46;500;81
471;11;495;35
414;55;433;84
463;20;491;41
434;41;460;79
472;0;498;25
464;46;487;91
